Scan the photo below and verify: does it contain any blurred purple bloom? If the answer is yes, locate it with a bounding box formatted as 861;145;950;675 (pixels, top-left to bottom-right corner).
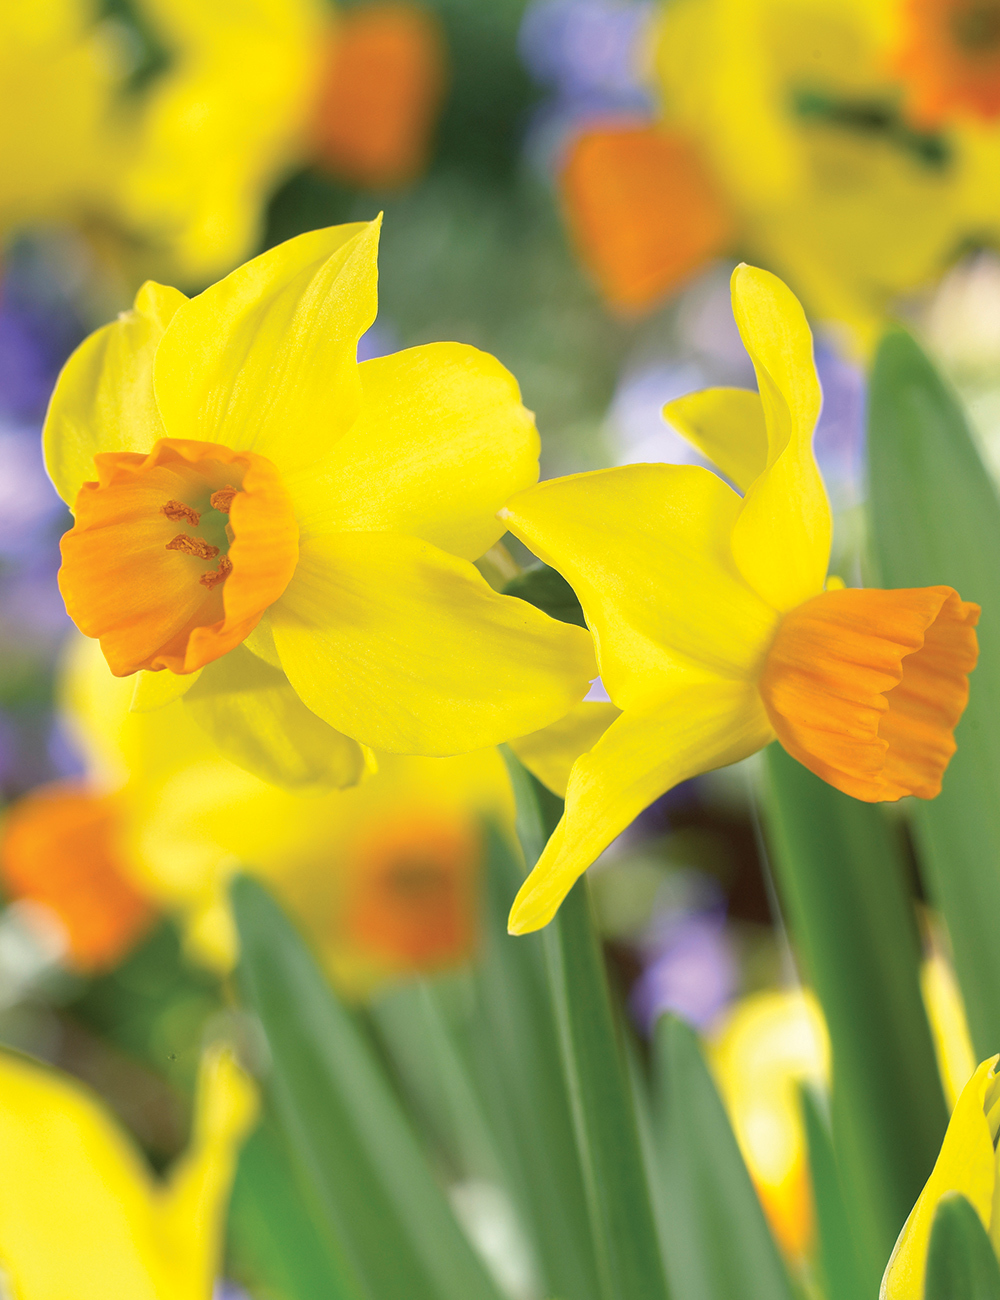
0;428;67;557
0;242;85;425
520;0;655;173
608;361;709;466
357;320;400;362
814;342;866;510
630;872;738;1032
521;0;654;103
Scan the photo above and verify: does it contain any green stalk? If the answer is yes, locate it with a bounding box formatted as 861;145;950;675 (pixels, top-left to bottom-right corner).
763;745;948;1285
867;328;1000;1060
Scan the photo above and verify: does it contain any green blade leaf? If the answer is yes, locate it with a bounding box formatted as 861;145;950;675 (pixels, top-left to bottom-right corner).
924;1193;1000;1299
650;1014;797;1300
543;879;672;1300
799;1086;868;1300
231;875;507;1300
470;822;606;1300
228;1117;362;1300
501;755;670;1300
763;744;948;1283
868;328;1000;1060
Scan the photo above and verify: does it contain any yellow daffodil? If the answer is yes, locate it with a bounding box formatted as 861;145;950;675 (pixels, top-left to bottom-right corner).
0;1041;256;1300
922;947;978;1109
710;989;830;1262
0;1;446;282
115;0;329;283
560;0;1000;350
121;0;447;279
35;632;519;992
502;265;979;933
0;0;123;237
0;780;155;971
43;220;596;787
881;1054;1000;1297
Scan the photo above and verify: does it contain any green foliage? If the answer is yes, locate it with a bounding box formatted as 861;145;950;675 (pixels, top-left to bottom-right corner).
649;1015;796;1300
502;562;588;627
924;1194;1000;1299
763;744;947;1283
800;1087;868;1300
868;328;1000;1060
231;875;507;1300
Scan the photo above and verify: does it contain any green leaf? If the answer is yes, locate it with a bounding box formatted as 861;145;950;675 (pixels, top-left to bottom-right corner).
368;973;509;1186
649;1014;796;1300
502;561;588;627
228;1117;361;1300
500;754;669;1300
543;878;671;1300
924;1193;1000;1300
469;822;606;1300
763;744;948;1284
868;328;1000;1060
799;1086;868;1300
230;875;507;1300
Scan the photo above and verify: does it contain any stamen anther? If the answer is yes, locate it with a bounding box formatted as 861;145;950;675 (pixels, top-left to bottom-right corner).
200;555;233;588
166;534;220;560
161;500;201;526
210;485;238;513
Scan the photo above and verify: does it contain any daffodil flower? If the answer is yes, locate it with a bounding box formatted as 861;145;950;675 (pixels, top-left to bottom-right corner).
559;0;1000;350
52;631;519;988
502;265;979;933
44;219;596;785
0;1041;256;1300
881;1054;1000;1298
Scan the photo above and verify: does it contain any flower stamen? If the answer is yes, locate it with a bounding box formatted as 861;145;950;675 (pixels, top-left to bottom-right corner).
161;500;201;526
166;533;220;560
210;485;238;513
199;556;233;589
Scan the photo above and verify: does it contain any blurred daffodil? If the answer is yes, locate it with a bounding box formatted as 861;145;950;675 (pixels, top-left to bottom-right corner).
0;782;155;971
0;0;123;236
896;0;1000;125
120;0;447;281
0;1041;256;1300
710;989;830;1262
45;220;596;785
881;1054;1000;1297
0;1;446;282
503;266;979;932
48;633;519;991
559;0;1000;349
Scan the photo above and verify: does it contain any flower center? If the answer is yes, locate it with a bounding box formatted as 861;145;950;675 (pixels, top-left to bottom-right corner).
59;438;299;677
950;1;1000;51
757;585;978;802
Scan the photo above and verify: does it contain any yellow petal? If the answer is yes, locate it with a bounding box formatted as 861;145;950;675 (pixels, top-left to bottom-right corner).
881;1056;1000;1299
43;280;187;506
270;532;597;755
160;1043;259;1290
503;465;779;710
509;700;621;797
508;680;773;933
0;1042;255;1300
664;387;768;493
294;342;540;559
153;221;378;476
130;666;202;712
183;644;367;791
115;0;325;280
728;265;832;612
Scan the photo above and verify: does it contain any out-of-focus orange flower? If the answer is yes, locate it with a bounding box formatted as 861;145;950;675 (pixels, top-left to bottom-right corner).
897;0;1000;123
342;809;478;972
310;2;448;187
560;124;737;313
0;784;155;972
